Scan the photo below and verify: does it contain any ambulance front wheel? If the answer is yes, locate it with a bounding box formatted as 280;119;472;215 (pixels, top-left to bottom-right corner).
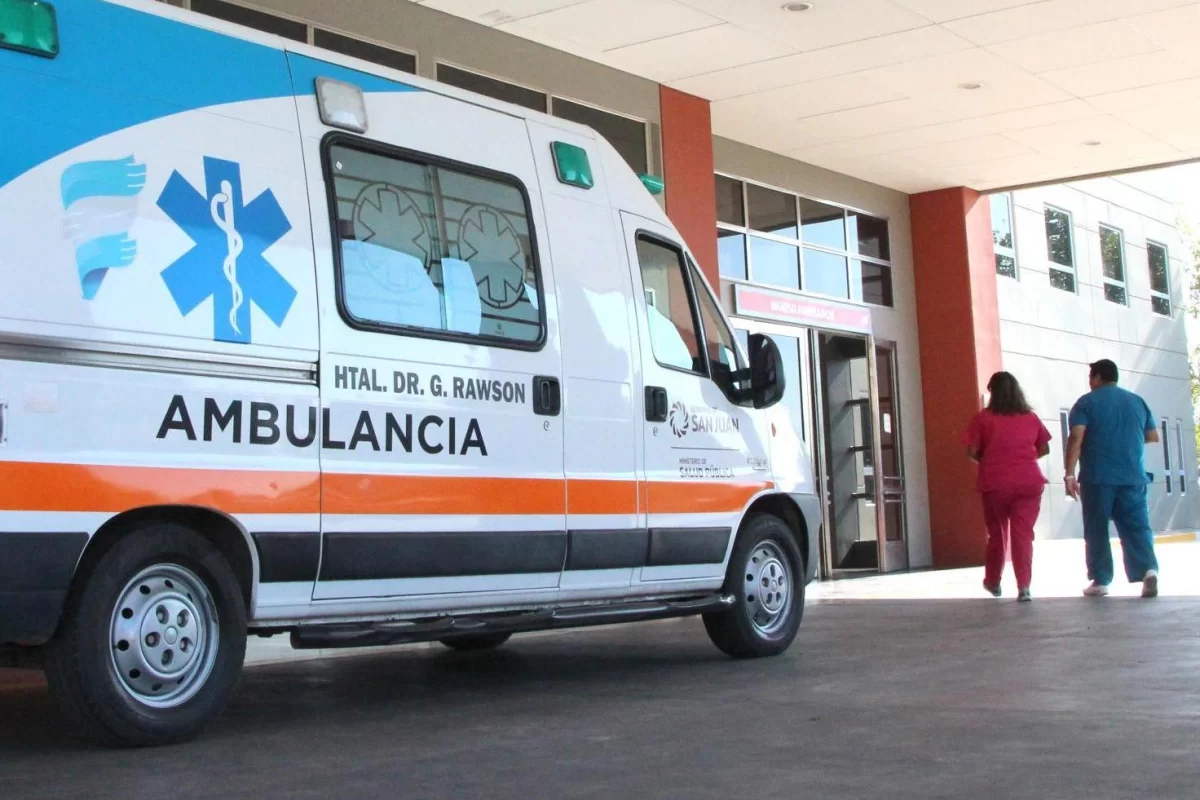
703;513;805;659
43;523;247;747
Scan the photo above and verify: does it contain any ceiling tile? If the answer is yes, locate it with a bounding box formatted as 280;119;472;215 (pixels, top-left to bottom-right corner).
1087;76;1200;113
416;0;589;25
1039;51;1200;97
943;0;1196;47
668;25;974;101
711;73;907;122
986;20;1160;74
1126;5;1200;65
494;0;721;52
889;0;1045;24
676;0;932;51
601;24;795;83
1003;115;1172;153
884;134;1038;166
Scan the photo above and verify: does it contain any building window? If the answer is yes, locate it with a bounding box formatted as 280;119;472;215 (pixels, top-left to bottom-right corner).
326;141;544;346
1044;206;1076;292
713;174;893;307
1099;224;1127;305
313;28;416;74
1148;241;1172;316
550;98;648;176
436;64;547;112
990;193;1016;278
1176;420;1187;494
1162;419;1172;494
188;0;307;40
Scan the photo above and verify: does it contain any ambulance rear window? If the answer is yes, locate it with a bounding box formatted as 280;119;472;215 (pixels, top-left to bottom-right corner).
326;140;545;348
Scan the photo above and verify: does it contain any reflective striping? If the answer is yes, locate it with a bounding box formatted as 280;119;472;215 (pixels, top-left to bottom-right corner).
0;461;320;515
0;461;772;517
323;473;566;516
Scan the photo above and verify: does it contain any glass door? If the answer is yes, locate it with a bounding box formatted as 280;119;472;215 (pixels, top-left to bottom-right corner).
873;341;908;572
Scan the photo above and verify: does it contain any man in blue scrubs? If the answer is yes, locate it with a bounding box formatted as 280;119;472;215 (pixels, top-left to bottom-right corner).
1064;359;1160;598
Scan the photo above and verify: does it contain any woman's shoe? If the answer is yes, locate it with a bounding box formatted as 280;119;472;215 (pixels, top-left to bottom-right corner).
983;581;1001;598
1017;588;1032;602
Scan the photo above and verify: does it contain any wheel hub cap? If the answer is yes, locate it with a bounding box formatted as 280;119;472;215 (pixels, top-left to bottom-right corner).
744;540;793;635
110;564;219;709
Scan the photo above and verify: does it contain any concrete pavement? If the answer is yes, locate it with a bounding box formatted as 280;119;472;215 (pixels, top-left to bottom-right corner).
1;541;1197;799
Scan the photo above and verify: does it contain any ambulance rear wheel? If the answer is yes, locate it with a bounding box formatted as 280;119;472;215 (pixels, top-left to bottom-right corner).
703;513;804;659
438;632;512;651
43;524;247;747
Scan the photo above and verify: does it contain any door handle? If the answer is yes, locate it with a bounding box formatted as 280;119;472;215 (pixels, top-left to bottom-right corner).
532;376;561;416
645;386;668;422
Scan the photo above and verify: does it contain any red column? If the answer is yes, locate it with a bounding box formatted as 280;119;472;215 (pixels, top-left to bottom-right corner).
910;187;1002;568
659;86;718;289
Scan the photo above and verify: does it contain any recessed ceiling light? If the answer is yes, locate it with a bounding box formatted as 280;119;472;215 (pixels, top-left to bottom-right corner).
1083;139;1102;146
781;2;814;11
958;82;983;90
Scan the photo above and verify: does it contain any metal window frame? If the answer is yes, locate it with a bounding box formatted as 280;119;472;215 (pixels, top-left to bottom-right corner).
991;192;1018;280
1175;419;1187;495
1147;239;1172;316
1044;204;1078;294
1162;418;1172;494
713;171;893;307
1098;223;1129;307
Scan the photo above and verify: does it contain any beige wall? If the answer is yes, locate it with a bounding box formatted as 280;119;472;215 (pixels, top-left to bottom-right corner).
712;137;932;569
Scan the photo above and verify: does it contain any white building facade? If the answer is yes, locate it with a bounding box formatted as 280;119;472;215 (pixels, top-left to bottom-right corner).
990;179;1199;539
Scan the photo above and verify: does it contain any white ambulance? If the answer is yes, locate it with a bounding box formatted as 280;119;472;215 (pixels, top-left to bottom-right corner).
0;0;820;745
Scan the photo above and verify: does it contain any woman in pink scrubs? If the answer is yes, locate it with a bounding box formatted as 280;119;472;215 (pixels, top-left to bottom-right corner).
963;372;1052;602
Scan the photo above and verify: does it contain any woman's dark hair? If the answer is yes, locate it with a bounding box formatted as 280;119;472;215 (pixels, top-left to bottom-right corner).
986;371;1032;415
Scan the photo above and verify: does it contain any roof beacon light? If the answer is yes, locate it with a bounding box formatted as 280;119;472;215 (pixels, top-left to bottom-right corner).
315;78;368;134
0;0;59;58
639;174;665;196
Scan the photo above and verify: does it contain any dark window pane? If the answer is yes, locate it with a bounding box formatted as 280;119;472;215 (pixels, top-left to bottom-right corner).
1152;295;1171;316
1148;242;1169;294
747;184;798;238
996;253;1016;278
717;229;747;281
1104;283;1127;305
437;64;546;112
690;259;746;396
313;29;416;74
801;197;846;250
716;175;745;226
860;261;893;307
848;211;889;260
1049;267;1075;292
552;98;647;175
990;194;1013;250
1045;207;1074;268
1059;411;1070;458
191;0;307;40
803;247;849;299
1100;226;1124;281
749;237;800;290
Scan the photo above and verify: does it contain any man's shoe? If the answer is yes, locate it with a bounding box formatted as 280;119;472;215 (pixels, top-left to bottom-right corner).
1083;582;1110;597
1017;588;1032;603
983;581;1001;597
1142;570;1159;598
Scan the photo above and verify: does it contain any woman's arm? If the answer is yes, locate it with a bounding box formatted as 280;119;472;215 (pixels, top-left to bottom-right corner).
1036;442;1050;458
967;446;981;463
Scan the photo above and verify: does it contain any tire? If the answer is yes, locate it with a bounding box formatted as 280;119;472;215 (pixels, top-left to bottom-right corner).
43;523;247;747
438;632;513;651
703;513;805;659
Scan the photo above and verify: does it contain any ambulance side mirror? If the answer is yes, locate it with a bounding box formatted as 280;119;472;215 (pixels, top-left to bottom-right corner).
747;333;785;410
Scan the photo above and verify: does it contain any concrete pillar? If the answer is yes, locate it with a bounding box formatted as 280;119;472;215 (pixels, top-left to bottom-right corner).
658;86;718;289
909;187;1002;568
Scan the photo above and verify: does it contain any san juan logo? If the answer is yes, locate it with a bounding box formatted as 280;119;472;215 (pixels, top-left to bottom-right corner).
669;400;691;438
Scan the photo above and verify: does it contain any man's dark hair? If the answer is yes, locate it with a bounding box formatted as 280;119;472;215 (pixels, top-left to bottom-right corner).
986;371;1032;415
1089;359;1119;384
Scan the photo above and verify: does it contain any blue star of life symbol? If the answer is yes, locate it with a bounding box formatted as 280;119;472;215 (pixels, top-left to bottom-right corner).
156;157;295;343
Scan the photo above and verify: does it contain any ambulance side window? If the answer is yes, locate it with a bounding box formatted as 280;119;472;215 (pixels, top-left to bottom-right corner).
326;140;544;346
635;235;704;374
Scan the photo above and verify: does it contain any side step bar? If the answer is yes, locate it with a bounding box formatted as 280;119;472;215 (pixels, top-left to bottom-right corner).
289;593;734;650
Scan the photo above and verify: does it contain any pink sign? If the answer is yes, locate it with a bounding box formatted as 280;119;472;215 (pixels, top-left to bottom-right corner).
733;284;872;333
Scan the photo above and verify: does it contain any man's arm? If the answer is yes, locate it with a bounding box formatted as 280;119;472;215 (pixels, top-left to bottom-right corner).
1064;425;1086;499
1145;427;1160;444
967;446;981;463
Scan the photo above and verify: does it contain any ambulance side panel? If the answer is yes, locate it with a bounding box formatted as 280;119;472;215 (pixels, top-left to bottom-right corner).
284;51;569;616
0;0;321;642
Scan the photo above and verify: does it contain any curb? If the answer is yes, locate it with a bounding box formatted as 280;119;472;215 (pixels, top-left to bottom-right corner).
1154;531;1197;544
